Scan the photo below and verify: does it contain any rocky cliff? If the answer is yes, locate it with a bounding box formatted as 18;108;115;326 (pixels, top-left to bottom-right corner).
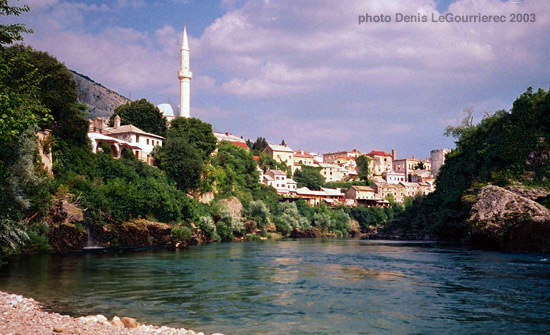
71;70;130;119
468;184;550;252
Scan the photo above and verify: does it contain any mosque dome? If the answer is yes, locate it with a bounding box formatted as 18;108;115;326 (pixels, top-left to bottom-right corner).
157;103;180;118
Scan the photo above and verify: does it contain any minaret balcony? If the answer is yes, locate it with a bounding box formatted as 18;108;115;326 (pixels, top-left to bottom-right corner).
178;70;193;79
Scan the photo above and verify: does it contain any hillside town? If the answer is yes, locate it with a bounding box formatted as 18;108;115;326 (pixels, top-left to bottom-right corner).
87;115;449;207
84;25;451;209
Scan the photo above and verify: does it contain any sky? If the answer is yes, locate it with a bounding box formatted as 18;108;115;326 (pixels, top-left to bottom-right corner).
12;0;550;158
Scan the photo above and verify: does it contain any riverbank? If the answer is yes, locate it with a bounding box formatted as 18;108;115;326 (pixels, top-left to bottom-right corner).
0;291;224;335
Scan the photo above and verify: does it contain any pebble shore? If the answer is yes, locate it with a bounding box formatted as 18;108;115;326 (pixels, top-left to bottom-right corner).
0;291;226;335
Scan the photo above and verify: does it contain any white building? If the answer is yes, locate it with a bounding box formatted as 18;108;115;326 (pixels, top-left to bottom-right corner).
101;116;164;165
262;169;297;194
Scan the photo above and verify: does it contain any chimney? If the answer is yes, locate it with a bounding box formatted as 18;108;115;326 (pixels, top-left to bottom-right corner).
114;115;121;128
225;132;229;136
391;149;396;160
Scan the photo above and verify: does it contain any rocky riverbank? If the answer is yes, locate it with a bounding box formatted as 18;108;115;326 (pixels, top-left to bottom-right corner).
0;291;225;335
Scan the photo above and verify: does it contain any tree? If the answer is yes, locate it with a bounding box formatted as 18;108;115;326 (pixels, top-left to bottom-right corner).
356;155;370;182
167;117;217;160
0;47;50;145
2;45;89;145
210;141;260;195
247;136;268;153
414;162;425;170
110;99;167;137
293;166;325;190
154;136;203;192
0;0;32;48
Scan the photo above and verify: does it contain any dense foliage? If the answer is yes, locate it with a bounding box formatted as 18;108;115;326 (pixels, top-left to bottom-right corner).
110;99;167;137
293;166;325;190
395;88;550;239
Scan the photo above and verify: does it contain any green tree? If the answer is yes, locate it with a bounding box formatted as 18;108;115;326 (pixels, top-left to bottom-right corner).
356;155;370;182
210;141;260;196
168;117;217;160
110;99;167;137
0;47;50;145
0;0;32;48
154;137;203;192
293;166;325;190
2;45;89;145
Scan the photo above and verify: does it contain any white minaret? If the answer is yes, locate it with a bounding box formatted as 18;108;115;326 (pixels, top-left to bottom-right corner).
178;24;192;118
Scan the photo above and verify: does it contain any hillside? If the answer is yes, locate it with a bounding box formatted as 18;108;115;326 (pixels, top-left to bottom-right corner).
394;87;550;251
71;70;130;118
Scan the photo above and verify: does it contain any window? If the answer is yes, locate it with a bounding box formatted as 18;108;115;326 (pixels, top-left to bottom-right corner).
147;139;150;145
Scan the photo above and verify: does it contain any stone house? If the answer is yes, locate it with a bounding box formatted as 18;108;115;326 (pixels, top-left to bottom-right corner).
392;157;432;181
365;150;393;176
263;143;294;169
323;149;362;164
103;116;164;165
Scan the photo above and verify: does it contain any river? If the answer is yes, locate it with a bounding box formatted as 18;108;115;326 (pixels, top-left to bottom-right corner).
1;239;549;335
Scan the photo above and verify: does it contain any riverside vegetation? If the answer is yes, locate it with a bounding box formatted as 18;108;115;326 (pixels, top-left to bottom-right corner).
1;42;407;262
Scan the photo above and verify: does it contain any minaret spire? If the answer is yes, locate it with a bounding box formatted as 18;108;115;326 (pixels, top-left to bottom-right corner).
178;24;192;118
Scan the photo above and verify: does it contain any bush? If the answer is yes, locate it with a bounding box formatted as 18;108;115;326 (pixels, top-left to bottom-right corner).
199;216;220;241
171;225;193;244
244;200;270;230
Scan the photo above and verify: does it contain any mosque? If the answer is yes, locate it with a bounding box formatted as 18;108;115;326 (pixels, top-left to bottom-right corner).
157;25;192;121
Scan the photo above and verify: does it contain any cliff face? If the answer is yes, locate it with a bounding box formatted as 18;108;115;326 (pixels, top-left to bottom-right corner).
71;70;130;119
468;185;550;252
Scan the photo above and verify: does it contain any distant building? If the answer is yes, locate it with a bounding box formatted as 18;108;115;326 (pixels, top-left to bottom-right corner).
344;185;388;207
293;187;345;206
214;132;249;150
263;143;294;169
318;163;349;183
382;170;406;184
88;115;163;165
392;157;431;180
262;169;297;194
102;116;164;165
365;150;393;176
323;149;362;164
294;150;316;167
430;148;451;176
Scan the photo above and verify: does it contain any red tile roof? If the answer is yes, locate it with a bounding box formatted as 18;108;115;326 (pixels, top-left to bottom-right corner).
231;141;249;149
366;150;392;157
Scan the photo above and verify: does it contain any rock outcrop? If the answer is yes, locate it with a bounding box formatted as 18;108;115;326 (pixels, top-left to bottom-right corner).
289;228;323;238
71;70;130;119
468;185;550;252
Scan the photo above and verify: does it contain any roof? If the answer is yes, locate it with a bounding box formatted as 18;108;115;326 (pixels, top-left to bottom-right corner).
88;132;143;150
229;141;249;149
157;103;179;117
266;143;293;152
104;124;165;140
350;185;375;192
320;187;344;196
266;169;286;175
253;156;260;161
294;150;315;158
214;132;247;143
366;150;392;157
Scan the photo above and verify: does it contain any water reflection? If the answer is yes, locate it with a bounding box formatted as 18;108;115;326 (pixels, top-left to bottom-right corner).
1;239;549;335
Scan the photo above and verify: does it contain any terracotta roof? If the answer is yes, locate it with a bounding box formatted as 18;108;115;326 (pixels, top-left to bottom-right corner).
294;150;315;158
366;150;392;157
230;141;249;149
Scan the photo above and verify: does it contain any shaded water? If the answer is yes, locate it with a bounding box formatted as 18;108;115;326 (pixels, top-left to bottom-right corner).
1;239;549;335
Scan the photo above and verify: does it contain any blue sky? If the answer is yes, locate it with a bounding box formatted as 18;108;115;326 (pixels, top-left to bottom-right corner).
15;0;550;158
